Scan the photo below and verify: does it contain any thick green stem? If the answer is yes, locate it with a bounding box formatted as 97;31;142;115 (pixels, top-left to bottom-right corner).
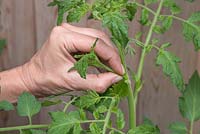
0;124;49;132
189;121;194;134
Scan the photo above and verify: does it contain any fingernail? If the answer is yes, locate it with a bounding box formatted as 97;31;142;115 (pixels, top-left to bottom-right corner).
121;64;125;74
112;75;123;84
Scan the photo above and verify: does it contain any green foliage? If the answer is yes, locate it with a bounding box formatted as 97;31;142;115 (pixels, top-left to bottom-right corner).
0;100;14;111
2;0;200;134
182;11;200;50
163;0;181;15
139;9;150;25
179;71;200;122
17;92;41;120
156;44;184;91
168;122;187;134
0;39;6;54
69;39;112;78
128;118;160;134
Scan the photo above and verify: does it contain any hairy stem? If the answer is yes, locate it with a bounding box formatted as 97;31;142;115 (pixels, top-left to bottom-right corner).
189;121;194;134
63;97;77;112
0;124;49;132
102;98;116;134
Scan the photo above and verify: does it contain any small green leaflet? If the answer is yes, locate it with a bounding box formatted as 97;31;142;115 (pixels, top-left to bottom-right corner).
156;45;184;91
116;109;125;130
48;111;83;134
128;124;160;134
67;3;89;23
144;0;158;5
17;92;41;118
163;0;181;15
73;91;100;109
128;117;160;134
103;79;129;98
168;122;187;134
126;3;137;21
179;71;200;122
0;100;14;111
102;11;129;48
139;9;149;25
0;39;6;54
48;0;89;25
41;99;62;107
154;16;173;34
69;39;113;79
182;11;200;51
90;123;102;134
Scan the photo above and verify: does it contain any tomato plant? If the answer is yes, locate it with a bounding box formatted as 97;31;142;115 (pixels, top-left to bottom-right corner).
0;0;200;134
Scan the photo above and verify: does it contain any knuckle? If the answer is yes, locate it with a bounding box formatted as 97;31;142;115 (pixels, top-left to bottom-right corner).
95;82;107;93
51;26;64;36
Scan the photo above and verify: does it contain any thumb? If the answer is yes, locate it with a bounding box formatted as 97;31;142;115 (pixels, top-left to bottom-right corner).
86;72;123;93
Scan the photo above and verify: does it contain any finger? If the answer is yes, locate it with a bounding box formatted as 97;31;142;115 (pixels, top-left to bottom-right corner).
64;31;124;75
68;72;123;93
61;23;115;49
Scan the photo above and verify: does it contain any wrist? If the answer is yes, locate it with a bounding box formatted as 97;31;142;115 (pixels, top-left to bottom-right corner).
0;66;29;102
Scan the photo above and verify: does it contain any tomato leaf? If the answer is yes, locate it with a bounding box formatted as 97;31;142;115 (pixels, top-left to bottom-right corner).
168;122;187;134
17;92;41;118
103;11;129;48
0;100;14;111
156;45;184;91
67;3;89;22
179;71;200;122
69;39;113;79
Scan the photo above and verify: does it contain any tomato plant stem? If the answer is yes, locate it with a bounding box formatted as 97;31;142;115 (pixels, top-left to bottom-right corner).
137;0;164;80
189;121;194;134
0;124;49;132
102;98;116;134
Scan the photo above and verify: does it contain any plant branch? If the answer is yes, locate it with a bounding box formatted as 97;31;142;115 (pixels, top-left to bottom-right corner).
135;2;156;15
63;97;77;112
0;124;49;132
108;127;125;134
189;121;194;134
102;98;116;134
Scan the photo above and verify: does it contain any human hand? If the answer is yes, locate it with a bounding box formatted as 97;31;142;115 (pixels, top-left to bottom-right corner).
17;23;124;97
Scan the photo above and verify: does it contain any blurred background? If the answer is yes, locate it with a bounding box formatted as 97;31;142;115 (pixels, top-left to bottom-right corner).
0;0;200;133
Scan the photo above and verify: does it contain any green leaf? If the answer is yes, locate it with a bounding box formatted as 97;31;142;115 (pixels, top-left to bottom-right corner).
168;122;187;134
128;124;160;134
48;110;82;134
139;9;149;25
156;48;184;91
17;92;41;118
73;91;100;109
67;3;89;22
116;109;125;130
126;3;137;21
41;99;62;107
0;100;14;111
90;123;102;134
102;11;129;48
188;11;200;23
103;79;129;98
0;39;6;54
48;0;86;25
144;0;158;5
69;39;112;79
179;71;200;122
163;0;181;14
